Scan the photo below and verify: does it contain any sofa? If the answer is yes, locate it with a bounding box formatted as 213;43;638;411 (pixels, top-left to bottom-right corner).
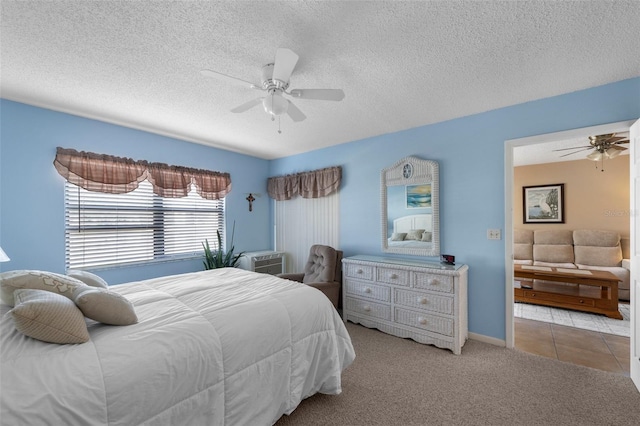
514;229;630;301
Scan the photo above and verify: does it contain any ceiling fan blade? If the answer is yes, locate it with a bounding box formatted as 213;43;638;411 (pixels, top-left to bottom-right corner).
609;145;628;151
200;69;260;89
559;148;594;157
289;89;345;101
286;100;306;122
272;48;299;83
604;136;628;144
231;98;263;113
552;145;591;152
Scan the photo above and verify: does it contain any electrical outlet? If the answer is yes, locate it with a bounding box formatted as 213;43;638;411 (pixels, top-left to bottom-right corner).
487;229;501;240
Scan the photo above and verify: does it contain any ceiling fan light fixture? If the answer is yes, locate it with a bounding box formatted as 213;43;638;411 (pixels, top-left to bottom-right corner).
262;91;288;116
605;147;622;159
587;151;603;161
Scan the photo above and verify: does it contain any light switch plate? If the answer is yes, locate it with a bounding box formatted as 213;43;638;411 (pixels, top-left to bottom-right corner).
487;229;501;240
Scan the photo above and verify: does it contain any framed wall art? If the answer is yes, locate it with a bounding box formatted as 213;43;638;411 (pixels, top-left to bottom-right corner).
523;183;564;224
406;184;432;209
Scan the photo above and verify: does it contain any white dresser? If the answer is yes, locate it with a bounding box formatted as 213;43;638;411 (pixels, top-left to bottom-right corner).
238;251;285;275
342;255;468;354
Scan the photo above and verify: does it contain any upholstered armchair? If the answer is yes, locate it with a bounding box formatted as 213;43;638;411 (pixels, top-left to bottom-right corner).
278;245;343;309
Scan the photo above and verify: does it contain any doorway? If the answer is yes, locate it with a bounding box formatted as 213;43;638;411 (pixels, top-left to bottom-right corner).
504;121;635;364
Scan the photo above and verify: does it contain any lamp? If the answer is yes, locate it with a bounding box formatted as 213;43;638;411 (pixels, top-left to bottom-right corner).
262;90;288;116
605;147;622;159
587;151;603;161
0;247;10;262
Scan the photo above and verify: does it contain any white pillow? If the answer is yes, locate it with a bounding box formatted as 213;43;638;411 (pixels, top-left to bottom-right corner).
405;229;425;241
10;289;90;344
67;270;108;289
0;270;89;307
421;231;433;242
391;232;407;241
74;288;138;326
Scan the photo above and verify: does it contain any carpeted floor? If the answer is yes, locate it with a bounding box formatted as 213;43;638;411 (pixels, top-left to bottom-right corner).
275;322;640;426
514;302;630;337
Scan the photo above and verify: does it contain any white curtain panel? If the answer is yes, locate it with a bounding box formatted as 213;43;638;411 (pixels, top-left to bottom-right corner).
275;191;340;273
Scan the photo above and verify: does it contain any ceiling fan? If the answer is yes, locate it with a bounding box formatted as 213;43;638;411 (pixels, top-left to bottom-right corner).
200;48;345;123
554;133;630;161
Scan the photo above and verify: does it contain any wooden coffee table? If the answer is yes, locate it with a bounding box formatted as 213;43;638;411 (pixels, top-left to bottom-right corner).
514;264;622;320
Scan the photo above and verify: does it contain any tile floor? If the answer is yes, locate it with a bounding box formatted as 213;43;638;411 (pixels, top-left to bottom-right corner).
514;316;630;376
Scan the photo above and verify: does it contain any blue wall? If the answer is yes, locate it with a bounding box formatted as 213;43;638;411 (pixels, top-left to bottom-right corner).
1;78;638;341
269;78;640;341
0;100;272;284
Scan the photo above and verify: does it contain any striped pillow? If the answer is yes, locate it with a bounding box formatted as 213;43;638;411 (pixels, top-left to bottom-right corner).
10;289;89;344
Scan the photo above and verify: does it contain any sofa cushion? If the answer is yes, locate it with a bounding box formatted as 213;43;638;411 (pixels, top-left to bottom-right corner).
574;246;622;267
514;229;534;244
573;230;623;267
573;229;620;247
513;229;533;261
534;229;573;245
576;264;630;292
533;244;574;264
532;230;574;264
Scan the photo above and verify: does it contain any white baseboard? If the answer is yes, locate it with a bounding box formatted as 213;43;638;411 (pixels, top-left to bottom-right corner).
468;332;506;347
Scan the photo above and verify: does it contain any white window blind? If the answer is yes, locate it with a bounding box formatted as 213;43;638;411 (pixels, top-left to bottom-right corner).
274;191;339;273
64;180;224;269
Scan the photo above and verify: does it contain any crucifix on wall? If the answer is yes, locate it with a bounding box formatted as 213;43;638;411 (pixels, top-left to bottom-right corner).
246;193;256;212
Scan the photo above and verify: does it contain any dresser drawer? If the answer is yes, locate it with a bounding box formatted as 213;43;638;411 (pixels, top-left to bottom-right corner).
413;272;454;293
395;308;454;336
345;297;391;321
394;289;453;315
346;280;391;302
376;267;409;286
345;263;374;281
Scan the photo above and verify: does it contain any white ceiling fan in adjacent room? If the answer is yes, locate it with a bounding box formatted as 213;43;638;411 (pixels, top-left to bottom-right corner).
553;132;630;171
201;48;345;130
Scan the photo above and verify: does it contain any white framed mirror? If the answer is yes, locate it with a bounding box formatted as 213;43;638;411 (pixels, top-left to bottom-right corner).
381;156;440;257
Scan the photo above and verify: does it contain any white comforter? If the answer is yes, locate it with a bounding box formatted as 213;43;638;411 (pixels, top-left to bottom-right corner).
0;268;355;425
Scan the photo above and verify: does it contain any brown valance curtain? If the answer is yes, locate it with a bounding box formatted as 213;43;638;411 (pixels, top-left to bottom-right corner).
267;166;341;201
54;147;232;199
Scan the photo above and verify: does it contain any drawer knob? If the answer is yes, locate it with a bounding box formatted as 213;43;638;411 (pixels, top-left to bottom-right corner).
429;278;438;285
418;317;427;325
418;297;428;304
357;269;363;274
363;305;371;312
364;287;372;293
579;299;584;304
389;273;397;279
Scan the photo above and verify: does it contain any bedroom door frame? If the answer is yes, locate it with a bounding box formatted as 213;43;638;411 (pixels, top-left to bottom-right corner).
504;120;636;350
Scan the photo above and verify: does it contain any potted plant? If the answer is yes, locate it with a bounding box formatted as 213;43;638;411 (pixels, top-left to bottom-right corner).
202;222;244;269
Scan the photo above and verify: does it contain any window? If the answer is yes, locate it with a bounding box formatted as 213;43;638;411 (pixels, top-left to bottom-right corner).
65;180;224;269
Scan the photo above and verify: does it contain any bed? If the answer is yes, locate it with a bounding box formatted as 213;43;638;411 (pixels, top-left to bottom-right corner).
387;214;433;248
0;268;355;425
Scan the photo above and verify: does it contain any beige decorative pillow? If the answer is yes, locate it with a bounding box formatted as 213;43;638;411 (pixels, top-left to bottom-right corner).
74;288;138;325
421;231;433;242
405;229;425;241
391;232;407;241
1;270;89;307
10;289;89;344
67;270;109;289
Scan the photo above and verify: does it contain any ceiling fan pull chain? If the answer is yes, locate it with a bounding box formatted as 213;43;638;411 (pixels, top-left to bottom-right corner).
278;116;282;134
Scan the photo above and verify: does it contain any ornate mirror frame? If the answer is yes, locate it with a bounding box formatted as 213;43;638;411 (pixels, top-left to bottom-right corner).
381;156;440;257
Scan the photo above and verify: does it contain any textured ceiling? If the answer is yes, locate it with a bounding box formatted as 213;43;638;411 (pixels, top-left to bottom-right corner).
1;1;639;160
